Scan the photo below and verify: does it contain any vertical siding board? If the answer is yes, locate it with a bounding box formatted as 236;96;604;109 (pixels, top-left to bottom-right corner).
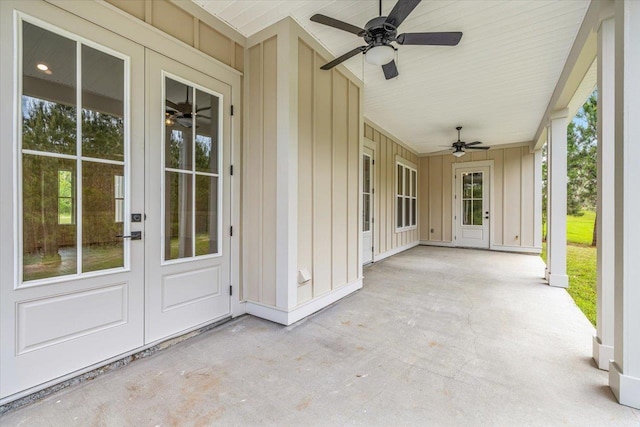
488;149;504;245
503;147;521;246
246;44;263;302
521;147;535;247
332;72;348;288
419;157;429;241
262;37;278;306
388;138;394;250
313;53;333;296
297;42;314;304
442;155;454;242
347;83;359;282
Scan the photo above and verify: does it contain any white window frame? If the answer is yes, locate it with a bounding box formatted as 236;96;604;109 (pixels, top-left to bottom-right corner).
395;161;417;232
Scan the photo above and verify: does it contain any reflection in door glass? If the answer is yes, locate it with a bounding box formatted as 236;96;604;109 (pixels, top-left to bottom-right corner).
195;175;218;256
165;78;193;170
195;89;219;174
165;172;194;260
82;163;125;272
461;172;483;226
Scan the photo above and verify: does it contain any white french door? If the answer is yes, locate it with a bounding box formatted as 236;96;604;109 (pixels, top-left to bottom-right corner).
144;51;232;343
0;3;145;399
362;149;374;264
454;166;490;248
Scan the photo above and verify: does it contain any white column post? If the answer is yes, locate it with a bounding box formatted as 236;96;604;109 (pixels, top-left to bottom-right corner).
593;13;616;371
609;0;640;409
547;109;569;288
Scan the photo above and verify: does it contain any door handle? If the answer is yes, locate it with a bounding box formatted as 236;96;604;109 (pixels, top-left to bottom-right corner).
116;231;142;240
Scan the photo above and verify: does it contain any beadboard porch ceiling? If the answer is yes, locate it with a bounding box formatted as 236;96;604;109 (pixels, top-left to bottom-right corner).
194;0;590;154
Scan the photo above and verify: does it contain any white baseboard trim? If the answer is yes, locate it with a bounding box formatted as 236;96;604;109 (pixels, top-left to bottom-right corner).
592;335;614;371
373;241;419;262
609;361;640;409
490;244;542;254
246;278;363;326
419;240;454;247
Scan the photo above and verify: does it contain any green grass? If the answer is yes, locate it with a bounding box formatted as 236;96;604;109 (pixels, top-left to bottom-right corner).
541;210;597;326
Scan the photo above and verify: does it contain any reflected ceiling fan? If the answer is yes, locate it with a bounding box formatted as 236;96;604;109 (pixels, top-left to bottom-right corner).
165;87;211;128
310;0;463;79
446;126;489;157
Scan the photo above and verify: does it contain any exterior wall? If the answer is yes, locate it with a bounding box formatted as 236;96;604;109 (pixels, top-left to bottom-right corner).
419;145;542;252
243;18;363;321
104;0;244;72
364;122;420;260
297;41;360;305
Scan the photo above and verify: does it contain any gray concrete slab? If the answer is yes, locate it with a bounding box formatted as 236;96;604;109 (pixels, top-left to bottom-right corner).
2;246;639;426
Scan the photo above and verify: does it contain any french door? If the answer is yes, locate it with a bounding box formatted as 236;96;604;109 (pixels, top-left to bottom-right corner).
0;4;145;399
144;51;231;344
454;166;490;248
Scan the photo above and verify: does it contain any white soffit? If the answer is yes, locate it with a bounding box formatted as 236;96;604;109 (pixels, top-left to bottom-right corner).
194;0;589;154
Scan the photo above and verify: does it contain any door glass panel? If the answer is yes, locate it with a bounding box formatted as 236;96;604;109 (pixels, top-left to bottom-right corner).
463;199;472;225
195;175;218;256
396;197;403;228
473;200;483;225
195;89;219;174
472;172;483;198
463;173;472;198
397;164;402;194
163;78;221;262
82;162;124;272
405;198;410;226
81;45;124;161
363;194;370;232
411;199;416;227
165;172;193;260
411;170;416;197
405;169;411;196
22;22;77;155
21;21;128;282
363;156;370;193
23;156;78;281
165;78;193;170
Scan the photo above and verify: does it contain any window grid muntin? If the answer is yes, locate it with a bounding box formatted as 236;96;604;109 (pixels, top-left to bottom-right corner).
17;16;131;286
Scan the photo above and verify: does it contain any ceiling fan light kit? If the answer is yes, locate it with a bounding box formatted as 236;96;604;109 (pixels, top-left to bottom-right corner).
452;149;465;158
365;45;395;66
310;0;462;80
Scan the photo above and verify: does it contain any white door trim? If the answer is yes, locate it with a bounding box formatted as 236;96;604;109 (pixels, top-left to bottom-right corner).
451;160;494;248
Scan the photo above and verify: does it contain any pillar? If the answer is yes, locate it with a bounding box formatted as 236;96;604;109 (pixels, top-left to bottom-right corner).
546;109;569;288
593;13;615;371
609;0;640;409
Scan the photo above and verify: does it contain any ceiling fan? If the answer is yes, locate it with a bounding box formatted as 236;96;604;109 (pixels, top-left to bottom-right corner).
447;126;489;157
165;87;211;128
310;0;463;79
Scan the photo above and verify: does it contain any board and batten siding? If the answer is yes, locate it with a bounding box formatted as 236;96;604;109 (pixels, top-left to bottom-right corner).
104;0;245;72
297;41;360;305
419;146;542;251
364;122;420;260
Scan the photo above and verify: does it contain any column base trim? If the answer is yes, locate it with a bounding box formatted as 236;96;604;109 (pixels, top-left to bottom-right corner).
609;361;640;409
592;335;614;371
246;278;363;326
548;273;568;288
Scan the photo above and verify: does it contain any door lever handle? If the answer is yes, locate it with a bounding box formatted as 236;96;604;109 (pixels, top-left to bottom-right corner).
116;231;142;240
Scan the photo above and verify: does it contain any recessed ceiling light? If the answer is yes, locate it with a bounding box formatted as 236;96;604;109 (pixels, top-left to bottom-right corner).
36;63;49;71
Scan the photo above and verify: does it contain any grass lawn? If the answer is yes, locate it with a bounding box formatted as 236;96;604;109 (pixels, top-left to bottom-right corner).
541;211;597;326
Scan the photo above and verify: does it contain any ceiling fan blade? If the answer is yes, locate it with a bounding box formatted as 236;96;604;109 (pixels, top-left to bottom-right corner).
166;101;179;111
465;141;483;146
196;106;211;113
396;32;463;46
466;146;490;150
382;60;399;80
310;14;365;36
320;47;366;70
385;0;422;28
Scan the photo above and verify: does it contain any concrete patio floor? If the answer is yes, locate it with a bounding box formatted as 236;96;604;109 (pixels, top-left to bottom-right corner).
2;246;639;426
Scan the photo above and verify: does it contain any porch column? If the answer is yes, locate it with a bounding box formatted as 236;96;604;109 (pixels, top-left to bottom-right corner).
609;0;640;409
546;109;569;288
593;14;615;371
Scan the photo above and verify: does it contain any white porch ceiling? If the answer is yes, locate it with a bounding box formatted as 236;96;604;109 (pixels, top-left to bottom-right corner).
194;0;589;154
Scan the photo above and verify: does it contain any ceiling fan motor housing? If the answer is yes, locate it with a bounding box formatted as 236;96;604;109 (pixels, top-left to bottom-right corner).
363;16;397;47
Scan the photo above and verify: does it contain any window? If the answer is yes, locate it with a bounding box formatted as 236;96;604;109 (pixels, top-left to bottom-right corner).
362;154;372;232
396;162;417;230
461;172;483;225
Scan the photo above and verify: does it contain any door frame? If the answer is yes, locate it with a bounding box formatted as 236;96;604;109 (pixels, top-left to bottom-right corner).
451;160;494;249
